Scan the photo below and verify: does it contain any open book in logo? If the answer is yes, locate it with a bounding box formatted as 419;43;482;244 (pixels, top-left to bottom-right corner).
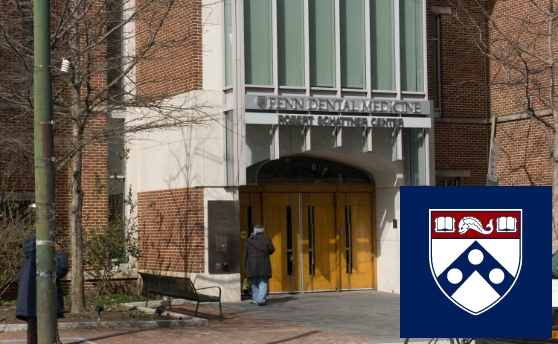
495;216;518;233
434;216;455;233
429;209;522;315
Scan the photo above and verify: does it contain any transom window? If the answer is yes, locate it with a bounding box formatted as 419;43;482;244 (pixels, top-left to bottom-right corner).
248;156;373;184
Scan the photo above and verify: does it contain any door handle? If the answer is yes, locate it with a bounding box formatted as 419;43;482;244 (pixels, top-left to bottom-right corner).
339;228;342;237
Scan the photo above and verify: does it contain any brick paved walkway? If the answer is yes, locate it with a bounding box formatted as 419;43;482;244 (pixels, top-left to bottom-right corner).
0;305;379;344
0;291;401;344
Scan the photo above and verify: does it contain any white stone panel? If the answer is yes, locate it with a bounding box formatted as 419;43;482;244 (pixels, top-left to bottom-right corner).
203;138;225;186
376;239;400;294
126;89;224;192
202;1;223;91
137;137;202;190
376;187;400;242
202;0;222;25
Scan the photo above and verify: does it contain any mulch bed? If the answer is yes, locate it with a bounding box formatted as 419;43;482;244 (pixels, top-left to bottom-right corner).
0;295;166;324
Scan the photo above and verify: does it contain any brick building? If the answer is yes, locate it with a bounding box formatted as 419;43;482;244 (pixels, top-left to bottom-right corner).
130;0;555;301
2;0;552;302
129;0;433;301
432;0;555;188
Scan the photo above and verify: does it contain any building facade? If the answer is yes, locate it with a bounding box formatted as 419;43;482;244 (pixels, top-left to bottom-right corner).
130;0;436;301
4;0;551;301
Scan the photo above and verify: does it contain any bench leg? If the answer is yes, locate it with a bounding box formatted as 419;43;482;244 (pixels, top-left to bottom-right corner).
145;291;150;307
168;297;172;310
218;300;223;321
195;301;200;317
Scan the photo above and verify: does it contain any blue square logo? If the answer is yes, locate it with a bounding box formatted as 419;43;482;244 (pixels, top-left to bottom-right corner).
401;186;551;338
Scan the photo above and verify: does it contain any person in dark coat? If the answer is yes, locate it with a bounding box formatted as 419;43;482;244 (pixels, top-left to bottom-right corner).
55;243;69;318
243;224;275;306
15;237;68;343
15;236;37;343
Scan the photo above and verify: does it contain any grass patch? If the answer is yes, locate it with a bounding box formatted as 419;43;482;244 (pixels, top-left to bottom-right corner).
0;298;16;308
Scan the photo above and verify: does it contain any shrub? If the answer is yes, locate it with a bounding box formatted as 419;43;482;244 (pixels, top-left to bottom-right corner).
0;173;34;299
84;187;140;295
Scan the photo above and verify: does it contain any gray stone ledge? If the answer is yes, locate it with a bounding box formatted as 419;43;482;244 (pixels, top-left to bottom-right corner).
435;169;471;178
0;339;94;344
0;299;207;333
0;318;207;332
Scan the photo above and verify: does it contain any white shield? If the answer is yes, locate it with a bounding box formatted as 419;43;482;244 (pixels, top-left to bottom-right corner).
429;209;522;315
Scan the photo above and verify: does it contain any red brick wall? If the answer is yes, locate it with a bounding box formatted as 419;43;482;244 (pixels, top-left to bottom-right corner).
484;0;554;186
428;0;489;119
428;0;491;185
136;0;203;98
430;0;554;187
137;187;204;273
487;0;550;117
434;123;490;185
496;117;553;186
0;108;35;192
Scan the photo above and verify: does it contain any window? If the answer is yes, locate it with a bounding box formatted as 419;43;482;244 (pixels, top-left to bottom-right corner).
241;0;424;93
106;0;124;104
340;0;366;89
432;14;441;110
403;128;426;185
309;0;336;87
107;118;125;223
224;0;233;87
225;112;235;186
244;0;273;85
400;0;424;92
253;156;373;184
370;0;395;90
278;0;304;87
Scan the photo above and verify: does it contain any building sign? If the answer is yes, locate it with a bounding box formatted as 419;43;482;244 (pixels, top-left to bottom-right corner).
278;114;403;128
245;94;431;115
245;112;432;128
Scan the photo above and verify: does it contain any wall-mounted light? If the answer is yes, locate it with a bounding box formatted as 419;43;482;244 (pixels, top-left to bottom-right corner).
60;58;70;73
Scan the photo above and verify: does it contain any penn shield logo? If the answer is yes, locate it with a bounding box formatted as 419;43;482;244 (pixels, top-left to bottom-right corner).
429;209;522;315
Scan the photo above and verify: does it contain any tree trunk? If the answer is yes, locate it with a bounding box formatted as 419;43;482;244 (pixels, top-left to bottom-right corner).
69;130;86;313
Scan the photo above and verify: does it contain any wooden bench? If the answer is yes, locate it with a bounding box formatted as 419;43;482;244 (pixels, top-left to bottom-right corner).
139;272;223;320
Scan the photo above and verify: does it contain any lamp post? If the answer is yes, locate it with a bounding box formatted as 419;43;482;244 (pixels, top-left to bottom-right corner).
34;0;57;341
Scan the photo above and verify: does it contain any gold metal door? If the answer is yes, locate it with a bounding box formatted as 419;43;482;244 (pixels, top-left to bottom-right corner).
264;192;301;293
301;193;337;291
339;192;375;290
240;185;376;294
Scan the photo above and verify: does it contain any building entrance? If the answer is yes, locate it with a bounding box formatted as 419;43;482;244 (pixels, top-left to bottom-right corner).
240;185;376;293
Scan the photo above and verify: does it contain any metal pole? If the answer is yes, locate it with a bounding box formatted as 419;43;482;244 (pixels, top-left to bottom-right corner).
34;0;57;341
486;114;499;186
489;114;497;165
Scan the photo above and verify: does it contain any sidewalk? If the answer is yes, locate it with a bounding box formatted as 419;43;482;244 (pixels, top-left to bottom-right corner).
0;290;402;344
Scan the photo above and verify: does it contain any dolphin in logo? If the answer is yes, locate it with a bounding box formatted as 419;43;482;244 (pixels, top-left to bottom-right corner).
458;217;494;235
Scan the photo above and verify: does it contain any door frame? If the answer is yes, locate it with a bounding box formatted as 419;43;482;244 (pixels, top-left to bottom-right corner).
239;184;377;292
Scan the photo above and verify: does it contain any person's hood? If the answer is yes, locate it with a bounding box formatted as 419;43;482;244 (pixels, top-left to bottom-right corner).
22;236;36;258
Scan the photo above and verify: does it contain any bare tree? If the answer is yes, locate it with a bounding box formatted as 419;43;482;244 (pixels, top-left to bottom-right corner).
446;0;558;251
0;0;216;312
